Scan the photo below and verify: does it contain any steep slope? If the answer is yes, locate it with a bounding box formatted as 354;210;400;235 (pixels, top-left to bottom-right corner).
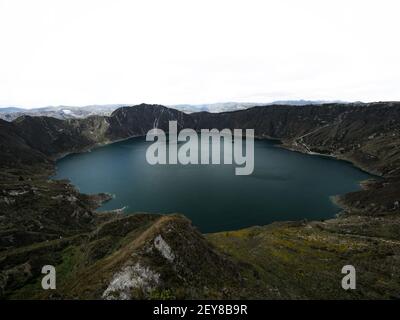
12;115;110;157
106;104;196;140
0;119;48;168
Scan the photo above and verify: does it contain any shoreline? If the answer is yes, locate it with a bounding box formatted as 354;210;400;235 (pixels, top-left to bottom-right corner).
52;134;143;162
278;139;383;177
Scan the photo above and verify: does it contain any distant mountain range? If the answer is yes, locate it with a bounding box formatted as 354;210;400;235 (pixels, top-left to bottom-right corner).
170;100;348;113
0;104;125;121
0;100;348;121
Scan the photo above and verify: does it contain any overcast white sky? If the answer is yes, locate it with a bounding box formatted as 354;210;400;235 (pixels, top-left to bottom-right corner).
0;0;399;108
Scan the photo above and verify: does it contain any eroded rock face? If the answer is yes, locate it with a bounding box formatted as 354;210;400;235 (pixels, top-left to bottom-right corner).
102;263;160;300
153;235;175;263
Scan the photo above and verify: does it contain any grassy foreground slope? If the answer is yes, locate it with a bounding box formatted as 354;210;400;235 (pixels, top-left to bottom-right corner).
208;217;400;299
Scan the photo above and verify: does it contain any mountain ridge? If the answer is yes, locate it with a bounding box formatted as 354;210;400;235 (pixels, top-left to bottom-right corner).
0;100;352;121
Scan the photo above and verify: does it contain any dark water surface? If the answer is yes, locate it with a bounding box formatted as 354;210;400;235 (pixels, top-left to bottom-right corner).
53;137;371;232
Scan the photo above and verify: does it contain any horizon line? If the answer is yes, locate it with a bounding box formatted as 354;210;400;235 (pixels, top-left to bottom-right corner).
0;99;382;110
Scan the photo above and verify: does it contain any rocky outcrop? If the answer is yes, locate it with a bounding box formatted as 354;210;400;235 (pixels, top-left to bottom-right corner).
28;215;243;300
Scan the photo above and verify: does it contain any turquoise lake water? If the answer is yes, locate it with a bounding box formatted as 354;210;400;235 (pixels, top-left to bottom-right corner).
53;137;371;232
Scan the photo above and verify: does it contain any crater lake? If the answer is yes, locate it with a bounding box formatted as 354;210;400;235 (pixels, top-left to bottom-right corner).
53;137;371;233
